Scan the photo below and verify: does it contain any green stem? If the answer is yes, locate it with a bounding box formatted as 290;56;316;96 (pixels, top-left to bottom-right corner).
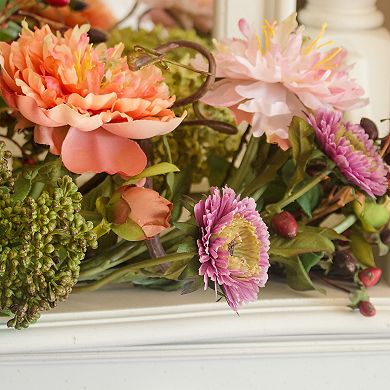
269;168;332;212
74;251;196;293
333;214;357;234
226;135;259;191
79;228;186;279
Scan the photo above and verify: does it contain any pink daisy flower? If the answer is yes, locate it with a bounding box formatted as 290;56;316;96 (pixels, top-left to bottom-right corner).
194;187;270;310
308;110;388;197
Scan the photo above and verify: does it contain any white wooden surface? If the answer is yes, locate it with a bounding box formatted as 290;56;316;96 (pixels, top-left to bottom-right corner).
1;281;390;389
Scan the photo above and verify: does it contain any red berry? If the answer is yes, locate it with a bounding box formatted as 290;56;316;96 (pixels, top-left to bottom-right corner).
44;0;70;7
271;211;298;239
22;156;36;166
358;267;382;288
358;300;376;317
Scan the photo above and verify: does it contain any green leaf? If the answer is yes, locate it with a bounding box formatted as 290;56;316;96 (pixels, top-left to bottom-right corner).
93;218;112;238
287;116;315;193
82;176;114;211
272;256;324;293
270;225;337;258
296;183;321;217
207;154;230;187
0;0;7;12
122;162;180;186
243;148;290;197
0;21;21;42
170;168;193;221
350;229;376;267
173;221;199;237
177;238;197;253
299;252;324;272
12;174;32;202
111;218;146;241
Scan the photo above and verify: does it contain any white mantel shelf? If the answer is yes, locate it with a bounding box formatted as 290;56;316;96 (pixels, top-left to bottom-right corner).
1;282;390;389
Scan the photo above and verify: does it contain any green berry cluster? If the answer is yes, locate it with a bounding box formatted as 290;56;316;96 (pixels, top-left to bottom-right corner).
0;144;97;329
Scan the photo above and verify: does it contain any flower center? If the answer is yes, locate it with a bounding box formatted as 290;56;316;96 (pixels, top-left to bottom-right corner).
216;215;261;277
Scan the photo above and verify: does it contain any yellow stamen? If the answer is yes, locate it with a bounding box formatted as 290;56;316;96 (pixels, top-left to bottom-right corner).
314;47;343;69
303;22;327;54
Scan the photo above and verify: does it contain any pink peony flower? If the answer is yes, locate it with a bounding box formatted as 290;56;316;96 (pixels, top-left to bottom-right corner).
0;23;184;175
194;186;270;310
144;0;213;33
112;186;172;239
308;110;388;197
198;13;367;150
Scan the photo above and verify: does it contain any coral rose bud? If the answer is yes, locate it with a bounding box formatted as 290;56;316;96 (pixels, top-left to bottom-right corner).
358;267;382;288
360;117;378;140
113;187;172;239
271;211;298;239
44;0;70;7
358;300;376;317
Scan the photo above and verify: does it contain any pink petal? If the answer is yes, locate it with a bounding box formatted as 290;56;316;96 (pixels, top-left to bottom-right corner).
47;104;104;131
61;127;147;175
67;92;118;111
102;113;186;139
15;95;61;127
34;125;68;155
201;80;244;107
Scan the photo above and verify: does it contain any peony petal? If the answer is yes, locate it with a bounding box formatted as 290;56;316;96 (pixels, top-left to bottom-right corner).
102;113;186;139
15;95;62;127
61;127;147;175
67;92;118;111
34;125;68;155
47;104;104;131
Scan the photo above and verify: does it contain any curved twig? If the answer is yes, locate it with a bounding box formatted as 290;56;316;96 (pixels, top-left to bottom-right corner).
179;119;237;135
129;40;216;108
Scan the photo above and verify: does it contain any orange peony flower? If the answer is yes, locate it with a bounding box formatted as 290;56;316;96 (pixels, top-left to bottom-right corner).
31;0;117;31
113;186;172;239
0;23;184;175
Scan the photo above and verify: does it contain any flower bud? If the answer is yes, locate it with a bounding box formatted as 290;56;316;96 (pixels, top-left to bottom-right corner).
360;117;378;140
358;267;382;288
331;251;356;277
358;300;376;317
110;186;172;240
271;211;298;239
44;0;71;6
380;229;390;246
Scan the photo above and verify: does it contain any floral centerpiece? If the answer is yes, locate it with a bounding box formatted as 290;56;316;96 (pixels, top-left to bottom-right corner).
0;0;389;329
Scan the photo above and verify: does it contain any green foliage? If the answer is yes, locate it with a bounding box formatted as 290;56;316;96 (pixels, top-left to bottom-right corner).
108;26;241;184
287;116;315;194
0;144;97;329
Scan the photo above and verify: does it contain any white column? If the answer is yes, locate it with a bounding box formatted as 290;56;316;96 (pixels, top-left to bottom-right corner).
213;0;297;39
299;0;390;136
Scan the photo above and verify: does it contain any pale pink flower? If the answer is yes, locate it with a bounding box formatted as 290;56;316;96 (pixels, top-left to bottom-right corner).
198;13;367;150
194;187;270;310
0;23;184;175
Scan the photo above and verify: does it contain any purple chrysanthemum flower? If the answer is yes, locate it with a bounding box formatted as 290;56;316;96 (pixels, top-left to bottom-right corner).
194;186;270;310
308;110;388;197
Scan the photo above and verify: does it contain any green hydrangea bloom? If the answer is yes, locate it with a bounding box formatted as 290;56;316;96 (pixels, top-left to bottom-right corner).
108;27;241;183
0;144;97;329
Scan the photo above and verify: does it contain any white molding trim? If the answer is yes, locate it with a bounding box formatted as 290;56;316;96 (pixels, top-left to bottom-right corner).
1;282;390;358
